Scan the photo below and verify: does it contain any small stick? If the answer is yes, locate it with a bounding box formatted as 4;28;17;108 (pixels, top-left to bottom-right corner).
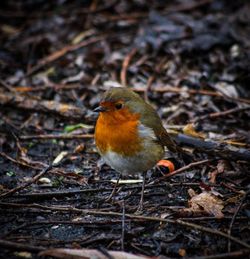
19;133;93;140
106;173;121;202
0;164;53;198
11;183;200;200
137;171;147;211
192;249;250;259
193;106;250;123
144;75;155;102
0;151;42;170
26;35;106;76
152;159;211;184
121;48;137;87
0;202;249;249
133;86;250;105
0;239;44;252
228;190;250;252
121;201;125;251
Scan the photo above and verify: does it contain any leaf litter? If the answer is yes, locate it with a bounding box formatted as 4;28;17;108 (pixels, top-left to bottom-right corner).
0;0;250;258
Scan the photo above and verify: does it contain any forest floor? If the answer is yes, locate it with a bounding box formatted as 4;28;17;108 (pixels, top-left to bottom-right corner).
0;0;250;258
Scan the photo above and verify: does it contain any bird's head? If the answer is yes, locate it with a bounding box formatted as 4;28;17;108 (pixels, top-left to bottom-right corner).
94;88;143;123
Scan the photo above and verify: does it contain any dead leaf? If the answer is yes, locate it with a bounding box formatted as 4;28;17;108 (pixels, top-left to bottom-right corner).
1;24;19;35
225;192;245;205
39;248;153;259
214;82;239;98
179;248;186;257
184;189;224;218
74;144;85;153
209;160;227;183
53;151;68;165
183;123;205;139
14;251;32;258
38;177;51;184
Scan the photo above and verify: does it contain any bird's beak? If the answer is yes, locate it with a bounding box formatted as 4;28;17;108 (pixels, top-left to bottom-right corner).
93;106;107;112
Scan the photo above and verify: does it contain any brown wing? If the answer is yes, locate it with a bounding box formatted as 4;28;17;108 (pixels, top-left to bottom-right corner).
138;102;180;153
158;129;180;153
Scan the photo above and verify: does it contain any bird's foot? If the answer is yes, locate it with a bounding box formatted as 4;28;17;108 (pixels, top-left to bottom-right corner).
105;175;121;202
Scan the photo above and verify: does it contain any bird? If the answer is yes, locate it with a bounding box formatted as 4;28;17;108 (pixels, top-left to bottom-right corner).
94;87;181;211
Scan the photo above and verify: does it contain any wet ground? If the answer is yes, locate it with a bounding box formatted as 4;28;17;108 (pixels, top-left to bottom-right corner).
0;0;250;258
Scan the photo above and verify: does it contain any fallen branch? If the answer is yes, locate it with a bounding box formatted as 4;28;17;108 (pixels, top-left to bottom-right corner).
17;132;250;162
0;92;86;120
0;202;249;249
173;133;250;162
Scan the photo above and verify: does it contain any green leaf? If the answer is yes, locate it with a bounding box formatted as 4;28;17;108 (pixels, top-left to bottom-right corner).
64;123;93;133
6;171;15;177
51;139;57;144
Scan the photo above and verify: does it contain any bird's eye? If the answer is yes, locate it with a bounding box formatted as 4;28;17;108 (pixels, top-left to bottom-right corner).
115;103;123;110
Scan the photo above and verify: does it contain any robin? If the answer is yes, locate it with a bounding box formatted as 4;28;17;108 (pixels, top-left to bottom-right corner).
94;87;181;210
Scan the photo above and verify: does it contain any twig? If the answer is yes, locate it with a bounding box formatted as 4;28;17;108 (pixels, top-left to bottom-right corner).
11;83;81;92
0;92;86;120
0;239;45;252
0;165;53;198
228;190;250;252
120;48;137;87
0;79;14;92
5;235;94;245
0;152;42;170
121;201;125;251
193;249;250;259
1;223;28;238
19;133;93;140
104;0;214;22
163;0;214;14
193;106;250;123
2;219;129;238
133;86;250;105
26;35;106;76
106;174;121;202
151;159;211;184
178;216;248;222
0;202;249;249
144;75;155;102
0;0;117;18
11;183;200;200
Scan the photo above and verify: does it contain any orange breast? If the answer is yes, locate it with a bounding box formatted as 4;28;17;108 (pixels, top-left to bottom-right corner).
95;108;142;156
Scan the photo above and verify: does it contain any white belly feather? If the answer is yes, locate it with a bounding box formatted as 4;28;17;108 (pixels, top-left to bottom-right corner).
101;123;164;174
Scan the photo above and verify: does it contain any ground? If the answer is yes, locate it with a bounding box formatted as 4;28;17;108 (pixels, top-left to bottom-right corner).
0;0;250;258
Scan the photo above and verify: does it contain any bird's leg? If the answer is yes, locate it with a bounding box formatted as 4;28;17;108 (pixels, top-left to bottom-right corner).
137;171;147;212
106;173;121;202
